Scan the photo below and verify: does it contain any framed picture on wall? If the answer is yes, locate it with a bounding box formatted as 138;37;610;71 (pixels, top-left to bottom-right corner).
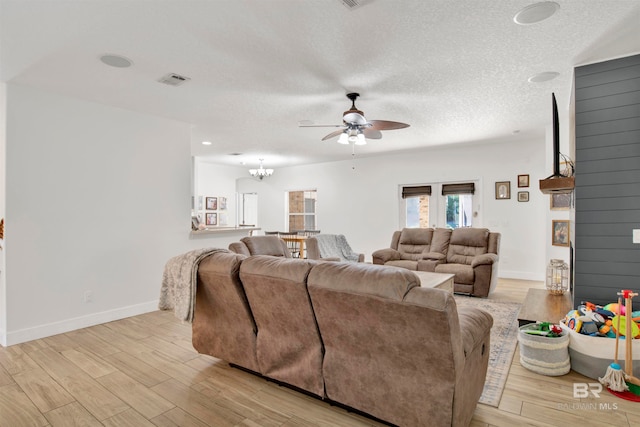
517;191;529;202
517;174;530;188
495;181;511;199
552;220;570;247
219;196;227;210
206;212;218;226
551;193;572;210
206;197;218;210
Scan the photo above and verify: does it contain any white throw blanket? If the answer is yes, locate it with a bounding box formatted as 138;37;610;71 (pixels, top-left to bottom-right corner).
158;248;227;322
315;234;360;262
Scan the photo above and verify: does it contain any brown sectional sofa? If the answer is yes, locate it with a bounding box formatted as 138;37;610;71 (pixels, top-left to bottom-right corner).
192;250;493;427
372;227;500;297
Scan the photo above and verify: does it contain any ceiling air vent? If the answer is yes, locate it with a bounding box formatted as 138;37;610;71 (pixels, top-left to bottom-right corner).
158;73;191;86
339;0;370;10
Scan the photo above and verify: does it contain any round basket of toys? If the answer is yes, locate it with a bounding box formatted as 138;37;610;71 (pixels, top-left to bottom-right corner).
518;322;570;376
561;290;640;401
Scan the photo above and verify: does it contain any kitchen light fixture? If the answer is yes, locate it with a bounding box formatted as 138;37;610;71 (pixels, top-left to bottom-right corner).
249;159;274;180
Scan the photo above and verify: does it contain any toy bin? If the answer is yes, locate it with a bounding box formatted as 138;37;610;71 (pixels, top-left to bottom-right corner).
560;323;640;380
518;323;570;376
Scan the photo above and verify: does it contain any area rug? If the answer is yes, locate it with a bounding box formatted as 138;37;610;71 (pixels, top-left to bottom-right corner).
454;295;521;407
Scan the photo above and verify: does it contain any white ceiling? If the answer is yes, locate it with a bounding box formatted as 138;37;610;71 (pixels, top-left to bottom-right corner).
1;0;639;169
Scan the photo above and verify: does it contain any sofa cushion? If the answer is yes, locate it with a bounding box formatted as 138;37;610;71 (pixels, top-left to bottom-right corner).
307;262;466;427
192;251;260;373
398;228;433;259
446;228;489;265
386;259;419;270
239;255;324;396
240;235;291;257
436;263;474;285
430;228;452;255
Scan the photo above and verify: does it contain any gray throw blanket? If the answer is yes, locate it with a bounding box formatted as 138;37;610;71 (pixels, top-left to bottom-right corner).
158;247;227;322
315;234;360;262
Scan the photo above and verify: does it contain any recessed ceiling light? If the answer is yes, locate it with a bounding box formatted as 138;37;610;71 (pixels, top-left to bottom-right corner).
99;54;133;68
201;141;212;145
528;71;560;83
513;2;559;25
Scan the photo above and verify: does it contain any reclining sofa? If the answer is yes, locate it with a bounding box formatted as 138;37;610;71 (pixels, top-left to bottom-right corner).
192;250;493;427
372;227;500;297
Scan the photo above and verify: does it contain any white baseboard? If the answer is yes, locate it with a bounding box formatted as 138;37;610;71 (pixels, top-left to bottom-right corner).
498;270;544;282
3;300;160;347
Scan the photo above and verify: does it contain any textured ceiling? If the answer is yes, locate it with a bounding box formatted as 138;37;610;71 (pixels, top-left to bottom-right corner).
1;0;639;169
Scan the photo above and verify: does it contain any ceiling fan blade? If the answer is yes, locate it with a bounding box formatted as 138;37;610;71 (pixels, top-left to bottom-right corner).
369;120;410;130
321;129;345;141
363;128;382;139
299;124;344;128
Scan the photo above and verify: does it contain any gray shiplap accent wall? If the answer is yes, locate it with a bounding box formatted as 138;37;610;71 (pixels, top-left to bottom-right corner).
574;54;640;306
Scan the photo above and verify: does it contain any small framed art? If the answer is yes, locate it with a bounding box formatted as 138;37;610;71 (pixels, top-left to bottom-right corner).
206;212;218;226
552;220;570;247
517;191;529;202
518;174;530;188
550;193;572;210
495;181;511;200
206;197;218;210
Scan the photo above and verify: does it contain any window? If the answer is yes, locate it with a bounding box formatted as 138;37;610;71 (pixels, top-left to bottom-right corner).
402;182;476;229
442;183;474;229
402;185;431;228
287;190;317;231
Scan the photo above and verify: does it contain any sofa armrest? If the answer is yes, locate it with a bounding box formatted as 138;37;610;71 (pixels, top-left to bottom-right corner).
457;307;493;357
372;248;400;264
471;253;498;268
421;251;446;261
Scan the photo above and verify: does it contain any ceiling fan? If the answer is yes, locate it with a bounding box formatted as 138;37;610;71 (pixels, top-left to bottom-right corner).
300;92;410;145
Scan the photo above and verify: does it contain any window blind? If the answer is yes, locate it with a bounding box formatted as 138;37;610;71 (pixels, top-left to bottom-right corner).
401;185;432;199
441;183;475;195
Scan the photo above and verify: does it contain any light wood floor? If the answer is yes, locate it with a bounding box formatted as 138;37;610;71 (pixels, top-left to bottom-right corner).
1;279;638;427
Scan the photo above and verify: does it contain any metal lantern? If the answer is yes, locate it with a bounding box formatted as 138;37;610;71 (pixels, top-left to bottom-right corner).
546;259;569;295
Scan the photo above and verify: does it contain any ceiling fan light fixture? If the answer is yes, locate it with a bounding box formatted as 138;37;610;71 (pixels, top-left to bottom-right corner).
355;133;366;145
337;133;349;144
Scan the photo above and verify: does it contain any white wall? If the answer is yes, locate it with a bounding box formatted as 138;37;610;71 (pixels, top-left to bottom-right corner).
194;160;244;227
238;138;548;281
1;83;562;346
2;84;246;346
0;82;6;344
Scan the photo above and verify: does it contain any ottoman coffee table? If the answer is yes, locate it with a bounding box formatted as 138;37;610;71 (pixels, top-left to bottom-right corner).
413;271;454;293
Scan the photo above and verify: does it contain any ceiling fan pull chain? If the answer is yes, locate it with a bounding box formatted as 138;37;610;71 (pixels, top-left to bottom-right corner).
351;143;356;170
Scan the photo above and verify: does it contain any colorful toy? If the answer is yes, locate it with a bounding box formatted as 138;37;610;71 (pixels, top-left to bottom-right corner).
600;290;640;398
604;302;626;315
600;296;628;391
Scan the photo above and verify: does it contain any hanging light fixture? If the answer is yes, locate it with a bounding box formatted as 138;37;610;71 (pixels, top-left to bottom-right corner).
337;128;367;145
249;158;274;180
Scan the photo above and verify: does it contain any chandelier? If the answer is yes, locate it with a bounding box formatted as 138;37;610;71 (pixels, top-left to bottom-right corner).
249;159;274;180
